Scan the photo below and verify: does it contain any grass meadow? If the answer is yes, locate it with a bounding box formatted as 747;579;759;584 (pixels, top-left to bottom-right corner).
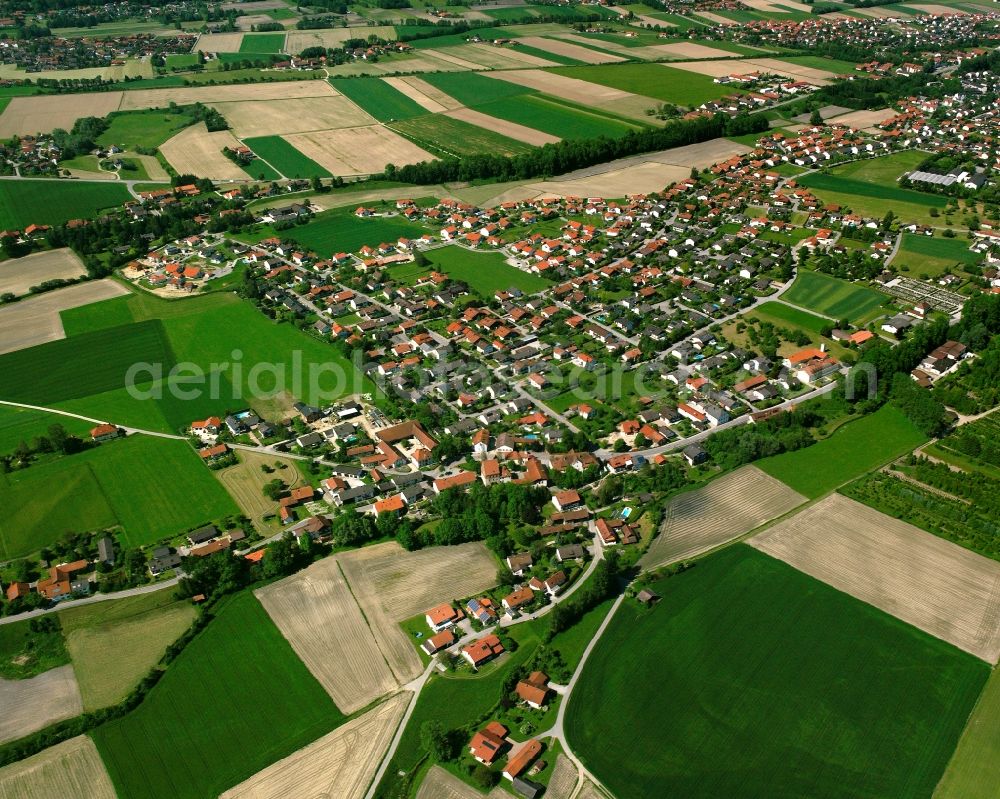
752;300;831;332
0;434;238;557
476;94;640;140
935;667;1000;799
244;135;331;179
96;109;196;150
238;33;286;54
331;77;429;122
897;233;982;278
757;404;926;498
0;180;131;229
565;545;988;799
0;405;93;453
423;245;551;296
91;591;345;799
783;270;887;322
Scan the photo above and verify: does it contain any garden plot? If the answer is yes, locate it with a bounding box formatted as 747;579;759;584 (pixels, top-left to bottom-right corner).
208;96;374;137
0;666;83;745
255;556;399;714
159;123;247;181
0;92;123;137
640;465;806;570
0;249;85;298
750;494;1000;662
0;279;128;355
0;736;116;799
220;692;409;799
338;541;498;685
284;126;435;177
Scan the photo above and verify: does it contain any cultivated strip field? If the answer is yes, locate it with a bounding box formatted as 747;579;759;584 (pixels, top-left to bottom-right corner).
467;42;558;67
284;126;435;177
220;692;409;799
0;736;116;799
118;81;330;110
338;541;498;684
0;279;129;355
215;450;302;531
0;249;85;297
208;96;375;137
668;57;834;85
159;123;247;181
380;77;448;113
640;465;806;570
255;556;399;714
416;765;509;799
638;41;746;59
517;36;625;63
443;108;560;146
750;494;1000;662
385;75;463;110
0;666;83;745
486;69;656;120
546;755;579;799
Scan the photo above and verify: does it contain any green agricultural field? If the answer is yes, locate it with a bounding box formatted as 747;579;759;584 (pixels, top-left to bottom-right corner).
0;180;131;229
752;300;831;332
91;591;345;799
566;545;988;799
477;94;638;140
549;63;742;106
936;667;1000;799
0;405;93;453
0;434;238;557
825;150;927;183
896;233;982;278
758;404;926;498
390;113;535;158
783;270;888;322
779;54;861;74
239;32;286;54
164;53;200;70
0;320;174;406
799;171;948;209
243;135;331;179
508;41;584;65
331;77;428;122
424;245;550;296
419;71;534;106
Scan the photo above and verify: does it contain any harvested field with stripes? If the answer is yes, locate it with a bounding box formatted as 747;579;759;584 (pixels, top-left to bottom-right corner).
546;755;580;799
486;69;657;120
416;765;509;799
215;450;303;531
518;36;625;63
0;249;85;298
285;27;395;52
159;122;247;181
255;555;398;715
639;465;805;570
284;126;435;177
0;666;83;745
443;107;560;146
337;541;498;685
384;76;463;110
750;494;1000;663
0;736;116;799
208;96;374;137
220;692;409;799
194;32;244;52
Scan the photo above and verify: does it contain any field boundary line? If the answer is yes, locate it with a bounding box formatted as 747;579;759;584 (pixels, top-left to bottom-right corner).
336;558;400;685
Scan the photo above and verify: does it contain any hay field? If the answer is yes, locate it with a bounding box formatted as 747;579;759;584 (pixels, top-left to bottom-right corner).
117;81;330;110
66;601;196;711
486;69;655;120
0;93;123;137
255;556;399;714
517;36;625;63
286;27;395;52
195;32;244;52
159;123;247;181
444;108;560;146
284;126;435;177
0;666;83;745
640;465;805;570
0;279;128;355
208;96;375;137
416;766;509;799
468;42;558;67
381;77;448;113
216;450;302;531
750;494;1000;663
220;692;408;799
0;248;85;297
0;736;116;799
385;76;463;110
338;541;498;684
